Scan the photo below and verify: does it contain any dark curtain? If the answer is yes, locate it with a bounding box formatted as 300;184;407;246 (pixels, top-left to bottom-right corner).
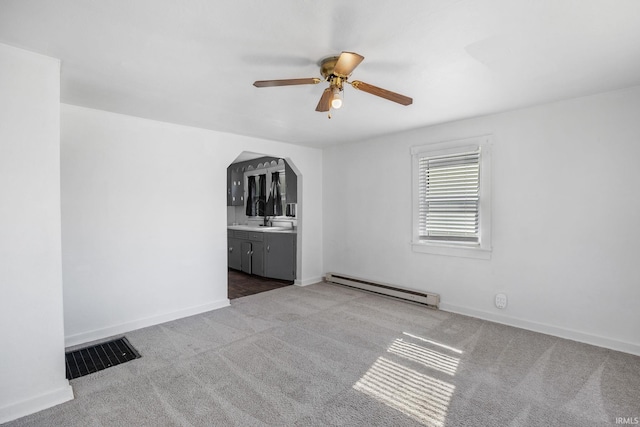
266;171;283;216
245;176;256;216
257;174;267;216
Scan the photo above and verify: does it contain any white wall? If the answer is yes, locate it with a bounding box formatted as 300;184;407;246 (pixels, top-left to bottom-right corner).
61;105;323;346
323;86;640;355
0;44;73;423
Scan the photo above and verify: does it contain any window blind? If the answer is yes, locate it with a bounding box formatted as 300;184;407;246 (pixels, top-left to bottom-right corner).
418;149;480;243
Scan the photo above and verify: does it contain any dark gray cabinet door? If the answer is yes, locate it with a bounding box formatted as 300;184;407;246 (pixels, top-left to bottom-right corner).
231;168;244;206
241;241;252;274
227;167;245;206
284;160;297;203
226;168;233;206
265;233;296;281
228;238;242;271
251;241;264;277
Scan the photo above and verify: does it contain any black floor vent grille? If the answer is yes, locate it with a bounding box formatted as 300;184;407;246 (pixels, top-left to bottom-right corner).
65;337;141;380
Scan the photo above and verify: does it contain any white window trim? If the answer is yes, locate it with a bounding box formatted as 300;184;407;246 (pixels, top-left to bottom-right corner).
411;135;492;259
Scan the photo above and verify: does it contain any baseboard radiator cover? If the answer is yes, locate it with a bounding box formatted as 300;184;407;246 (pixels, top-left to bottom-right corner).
325;273;440;309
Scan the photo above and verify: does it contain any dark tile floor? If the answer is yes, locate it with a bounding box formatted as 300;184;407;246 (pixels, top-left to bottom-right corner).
227;268;293;299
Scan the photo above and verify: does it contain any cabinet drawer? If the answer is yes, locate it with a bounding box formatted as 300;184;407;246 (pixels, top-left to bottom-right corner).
227;229;234;238
233;230;249;240
249;232;264;242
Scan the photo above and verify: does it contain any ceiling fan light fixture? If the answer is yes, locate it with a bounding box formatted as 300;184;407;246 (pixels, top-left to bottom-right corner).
253;51;413;113
331;87;343;109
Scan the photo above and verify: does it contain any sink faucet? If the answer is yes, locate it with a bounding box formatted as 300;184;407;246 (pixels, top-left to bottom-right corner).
254;199;270;227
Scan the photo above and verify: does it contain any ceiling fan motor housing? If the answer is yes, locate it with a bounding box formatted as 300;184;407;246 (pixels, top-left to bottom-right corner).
319;56;340;80
319;56;344;91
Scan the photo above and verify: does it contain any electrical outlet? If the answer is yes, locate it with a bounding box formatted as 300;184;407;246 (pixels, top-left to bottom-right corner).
495;293;507;309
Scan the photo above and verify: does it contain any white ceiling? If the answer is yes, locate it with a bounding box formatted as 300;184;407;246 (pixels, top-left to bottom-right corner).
2;1;640;148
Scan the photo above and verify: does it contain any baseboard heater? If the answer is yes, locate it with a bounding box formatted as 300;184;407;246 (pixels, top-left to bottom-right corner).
325;273;440;309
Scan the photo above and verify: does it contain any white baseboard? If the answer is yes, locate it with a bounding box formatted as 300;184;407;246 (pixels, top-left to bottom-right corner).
439;302;640;357
295;276;324;287
0;383;74;424
64;298;230;347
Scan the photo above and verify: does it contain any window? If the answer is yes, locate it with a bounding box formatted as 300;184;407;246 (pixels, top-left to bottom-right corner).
244;164;286;218
411;136;492;259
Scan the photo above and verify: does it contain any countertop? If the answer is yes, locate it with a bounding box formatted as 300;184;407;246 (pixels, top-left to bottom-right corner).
228;225;296;234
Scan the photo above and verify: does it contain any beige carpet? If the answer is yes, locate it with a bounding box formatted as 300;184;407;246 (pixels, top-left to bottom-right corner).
6;282;639;426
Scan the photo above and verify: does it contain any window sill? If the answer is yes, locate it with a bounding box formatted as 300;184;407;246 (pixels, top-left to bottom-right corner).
411;241;492;260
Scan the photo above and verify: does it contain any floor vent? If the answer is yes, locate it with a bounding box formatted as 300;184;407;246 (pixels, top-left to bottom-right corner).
325;273;440;309
65;337;141;380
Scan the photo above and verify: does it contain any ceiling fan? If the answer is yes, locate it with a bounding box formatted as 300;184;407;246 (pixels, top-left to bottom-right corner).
253;51;413;116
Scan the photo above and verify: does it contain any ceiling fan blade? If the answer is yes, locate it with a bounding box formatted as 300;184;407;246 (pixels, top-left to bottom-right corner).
253;78;321;88
350;80;413;106
315;88;332;112
333;51;364;77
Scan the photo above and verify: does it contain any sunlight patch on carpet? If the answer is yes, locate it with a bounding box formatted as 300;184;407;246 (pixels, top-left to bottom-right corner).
388;338;460;376
354;356;455;426
402;332;463;354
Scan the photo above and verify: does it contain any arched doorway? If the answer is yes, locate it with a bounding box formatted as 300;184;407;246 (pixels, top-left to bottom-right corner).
226;151;301;299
